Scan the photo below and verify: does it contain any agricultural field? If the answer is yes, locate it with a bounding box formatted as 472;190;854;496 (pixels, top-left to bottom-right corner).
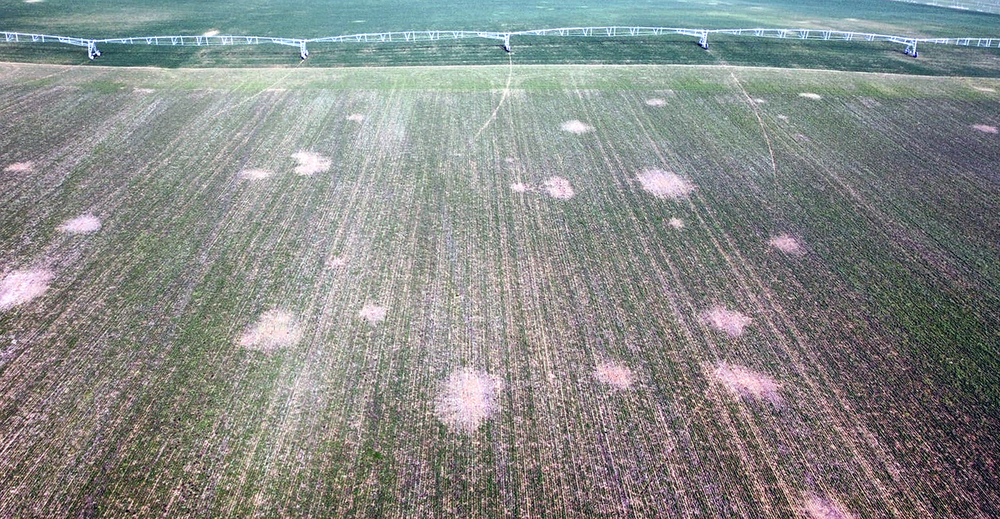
2;0;1000;69
889;0;1000;15
1;60;999;517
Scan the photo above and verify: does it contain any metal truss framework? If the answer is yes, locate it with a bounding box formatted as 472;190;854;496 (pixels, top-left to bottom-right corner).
2;26;999;60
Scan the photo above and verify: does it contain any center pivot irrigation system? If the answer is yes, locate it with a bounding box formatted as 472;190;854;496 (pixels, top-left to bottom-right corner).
3;26;1000;61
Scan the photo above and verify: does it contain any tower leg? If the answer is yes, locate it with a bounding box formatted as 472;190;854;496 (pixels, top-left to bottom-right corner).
503;34;511;53
87;42;100;60
699;31;709;50
299;41;309;60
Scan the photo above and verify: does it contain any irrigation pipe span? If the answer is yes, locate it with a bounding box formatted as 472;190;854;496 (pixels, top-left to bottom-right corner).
2;26;999;60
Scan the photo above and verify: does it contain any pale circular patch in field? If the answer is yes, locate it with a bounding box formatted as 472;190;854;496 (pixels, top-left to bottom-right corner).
238;309;303;352
202;30;220;37
58;214;101;234
702;307;752;337
291;151;332;176
637;169;696;200
799;92;823;100
972;124;998;134
434;368;502;433
560;119;594;134
594;361;634;389
0;269;54;311
645;98;667;107
768;234;805;255
4;161;33;173
543;176;574;199
752;98;767;104
510;182;529;193
776;114;789;121
668;217;685;229
237;168;273;180
803;494;854;519
346;113;365;122
326;256;347;268
504;157;518;164
712;362;782;404
359;304;387;324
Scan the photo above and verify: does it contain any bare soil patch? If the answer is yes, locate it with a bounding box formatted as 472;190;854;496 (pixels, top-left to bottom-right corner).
504;157;518;164
4;162;33;173
58;214;101;234
803;494;854;519
291;151;332;176
543;177;574;199
434;368;502;433
238;309;302;352
711;362;782;405
637;169;696;200
359;304;387;324
202;30;220;37
799;92;823;100
668;218;685;229
768;234;805;255
237;168;273;180
560;120;593;134
0;269;54;311
326;256;347;268
346;114;365;122
510;182;529;193
702;307;752;337
645;98;667;107
594;361;634;389
973;124;998;134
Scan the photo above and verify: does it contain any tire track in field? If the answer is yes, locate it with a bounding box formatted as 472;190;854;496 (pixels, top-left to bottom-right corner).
470;52;514;142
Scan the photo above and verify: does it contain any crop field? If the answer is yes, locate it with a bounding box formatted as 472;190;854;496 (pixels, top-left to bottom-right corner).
2;0;1000;69
1;60;999;517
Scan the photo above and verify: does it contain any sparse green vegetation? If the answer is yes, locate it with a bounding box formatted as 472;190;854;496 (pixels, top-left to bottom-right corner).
1;61;998;517
2;0;1000;517
1;0;1000;71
